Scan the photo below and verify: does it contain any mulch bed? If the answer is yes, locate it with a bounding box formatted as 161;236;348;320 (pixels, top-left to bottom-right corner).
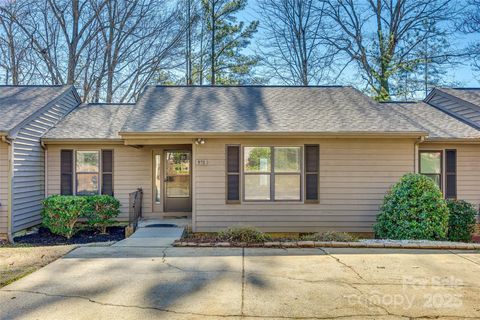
13;226;125;246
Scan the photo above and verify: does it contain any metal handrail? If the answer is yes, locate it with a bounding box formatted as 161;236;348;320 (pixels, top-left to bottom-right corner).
129;188;143;230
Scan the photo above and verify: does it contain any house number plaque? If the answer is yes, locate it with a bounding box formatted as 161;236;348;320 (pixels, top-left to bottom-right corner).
196;159;208;166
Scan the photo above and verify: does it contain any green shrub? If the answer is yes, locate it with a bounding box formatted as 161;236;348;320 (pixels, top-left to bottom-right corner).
446;200;477;242
374;173;449;240
218;226;272;243
300;231;358;242
42;195;89;239
85;195;121;234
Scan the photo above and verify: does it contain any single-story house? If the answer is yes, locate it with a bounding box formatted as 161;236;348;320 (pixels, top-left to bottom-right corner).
0;86;80;238
1;85;480;239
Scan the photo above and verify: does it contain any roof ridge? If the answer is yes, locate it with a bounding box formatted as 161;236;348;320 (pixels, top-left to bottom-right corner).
438;87;480;91
148;84;347;88
379;101;422;104
0;84;67;88
83;103;135;106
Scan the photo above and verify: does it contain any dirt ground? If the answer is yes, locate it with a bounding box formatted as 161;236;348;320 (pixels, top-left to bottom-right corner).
0;245;76;287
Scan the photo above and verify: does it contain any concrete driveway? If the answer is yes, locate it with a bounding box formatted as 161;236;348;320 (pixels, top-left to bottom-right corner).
0;246;479;319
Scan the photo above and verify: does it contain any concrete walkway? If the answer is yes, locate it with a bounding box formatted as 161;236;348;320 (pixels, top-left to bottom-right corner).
113;218;187;248
1;246;479;319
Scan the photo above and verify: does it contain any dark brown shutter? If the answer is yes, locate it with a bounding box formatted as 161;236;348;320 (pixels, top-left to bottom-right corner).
102;150;114;196
226;145;240;202
445;149;456;199
60;150;73;195
305;145;319;202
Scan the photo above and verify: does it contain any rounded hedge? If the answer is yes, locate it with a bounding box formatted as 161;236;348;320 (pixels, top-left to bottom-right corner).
374;173;449;240
446;200;477;242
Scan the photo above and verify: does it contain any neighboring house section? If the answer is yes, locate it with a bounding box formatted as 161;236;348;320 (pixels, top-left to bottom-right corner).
425;88;480;130
0;86;81;237
387;101;480;213
43;104;142;219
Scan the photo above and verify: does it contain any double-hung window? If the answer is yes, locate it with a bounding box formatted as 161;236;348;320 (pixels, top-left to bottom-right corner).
419;151;442;189
76;151;100;195
243;146;302;201
61;149;114;196
419;149;457;199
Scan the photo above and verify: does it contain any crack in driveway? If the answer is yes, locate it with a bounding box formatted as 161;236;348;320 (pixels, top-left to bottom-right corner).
318;248;367;282
3;288;478;320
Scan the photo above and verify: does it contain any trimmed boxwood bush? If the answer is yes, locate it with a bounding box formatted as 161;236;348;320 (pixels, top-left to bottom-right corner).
374;173;449;240
42;195;89;239
85;195;121;234
446;200;477;242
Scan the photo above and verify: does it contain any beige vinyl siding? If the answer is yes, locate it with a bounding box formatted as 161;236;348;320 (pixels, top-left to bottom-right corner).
420;143;480;207
11;88;80;232
193;138;416;233
46;144;154;219
0;141;9;237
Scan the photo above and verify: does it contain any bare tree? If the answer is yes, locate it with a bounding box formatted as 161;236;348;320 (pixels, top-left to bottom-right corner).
257;0;335;85
94;0;184;102
0;0;186;102
324;0;455;101
0;0;34;84
459;0;480;78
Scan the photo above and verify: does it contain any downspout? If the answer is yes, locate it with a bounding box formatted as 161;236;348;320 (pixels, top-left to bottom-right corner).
41;141;48;198
2;136;14;243
414;136;425;173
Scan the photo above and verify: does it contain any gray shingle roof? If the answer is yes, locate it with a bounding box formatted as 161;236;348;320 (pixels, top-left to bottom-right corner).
44;103;134;140
385;101;480;139
120;86;425;134
436;88;480;107
0;85;71;134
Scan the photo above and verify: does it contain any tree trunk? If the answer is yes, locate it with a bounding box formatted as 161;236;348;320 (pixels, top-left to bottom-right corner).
377;76;390;101
210;0;215;85
67;0;80;85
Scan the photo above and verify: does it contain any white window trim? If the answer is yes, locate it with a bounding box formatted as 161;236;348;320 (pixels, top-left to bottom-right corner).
242;146;303;202
74;150;101;196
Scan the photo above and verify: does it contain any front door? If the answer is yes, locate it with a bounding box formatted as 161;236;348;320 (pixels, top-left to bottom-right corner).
164;150;192;212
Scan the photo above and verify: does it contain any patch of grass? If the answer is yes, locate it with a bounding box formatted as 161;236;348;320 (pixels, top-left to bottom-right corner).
218;226;272;243
0;245;76;288
299;231;358;242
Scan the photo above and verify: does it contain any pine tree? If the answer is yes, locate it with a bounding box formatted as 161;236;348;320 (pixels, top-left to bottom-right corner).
199;0;260;85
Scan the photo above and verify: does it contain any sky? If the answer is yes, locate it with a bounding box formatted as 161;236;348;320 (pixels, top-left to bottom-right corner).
238;0;480;90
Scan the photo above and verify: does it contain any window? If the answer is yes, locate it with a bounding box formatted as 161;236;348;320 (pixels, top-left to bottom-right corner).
155;154;161;203
419;151;442;189
60;150;74;195
102;150;114;196
304;145;319;202
76;151;100;195
226;145;241;202
445;149;457;199
243;146;301;201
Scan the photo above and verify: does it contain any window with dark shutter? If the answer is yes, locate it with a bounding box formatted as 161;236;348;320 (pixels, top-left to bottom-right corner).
60;150;73;195
445;149;456;199
226;145;240;203
102;150;114;196
305;145;319;202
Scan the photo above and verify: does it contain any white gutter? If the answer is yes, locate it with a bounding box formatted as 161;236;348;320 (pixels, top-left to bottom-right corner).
2;136;14;243
414;136;425;173
42;142;48;199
